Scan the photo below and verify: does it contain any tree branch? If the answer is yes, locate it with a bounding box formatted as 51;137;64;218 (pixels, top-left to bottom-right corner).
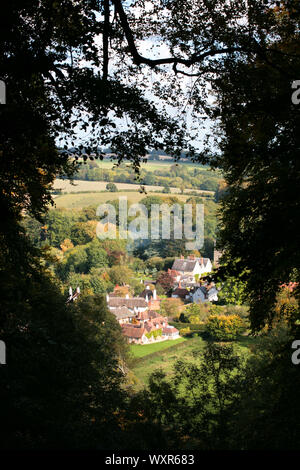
103;0;110;80
111;0;243;69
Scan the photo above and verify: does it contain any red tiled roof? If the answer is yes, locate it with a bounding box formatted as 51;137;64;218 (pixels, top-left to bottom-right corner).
163;327;179;334
148;310;164;319
122;324;145;338
137;310;149;320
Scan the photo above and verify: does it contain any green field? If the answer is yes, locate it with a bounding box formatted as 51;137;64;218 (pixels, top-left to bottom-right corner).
52;189;193;208
130;335;257;390
52;157;219;208
130;337;186;358
53;177;214;197
131;336;205;389
76;158;209;172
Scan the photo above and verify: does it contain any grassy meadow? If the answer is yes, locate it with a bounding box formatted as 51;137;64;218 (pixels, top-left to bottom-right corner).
52;189;194;209
52;159;218;208
130;337;186;358
130;335;258;390
76;158;210;172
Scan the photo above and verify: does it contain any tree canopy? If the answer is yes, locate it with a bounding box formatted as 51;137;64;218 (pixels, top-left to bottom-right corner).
1;0;300;450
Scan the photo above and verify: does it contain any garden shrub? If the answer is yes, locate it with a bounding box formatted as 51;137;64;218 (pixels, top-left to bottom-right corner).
206;314;245;341
225;304;249;319
189;315;201;324
180;327;191;337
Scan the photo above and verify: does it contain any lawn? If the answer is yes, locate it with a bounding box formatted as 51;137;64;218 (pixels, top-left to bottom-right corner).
130;336;206;389
130;334;258;390
130;337;186;358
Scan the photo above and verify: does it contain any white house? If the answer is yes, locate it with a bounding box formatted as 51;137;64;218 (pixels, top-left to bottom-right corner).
171;255;212;279
162;326;180;339
106;295;148;315
192;284;219;303
196;257;212;275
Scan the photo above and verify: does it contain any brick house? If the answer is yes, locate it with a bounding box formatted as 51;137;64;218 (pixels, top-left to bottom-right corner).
121;324;149;344
107;294;179;344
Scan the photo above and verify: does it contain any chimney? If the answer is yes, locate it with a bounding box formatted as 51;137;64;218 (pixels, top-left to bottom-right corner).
153;289;157;300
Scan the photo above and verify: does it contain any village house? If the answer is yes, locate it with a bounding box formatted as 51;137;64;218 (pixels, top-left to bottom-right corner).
171;284;190;300
106;295;148;315
107;291;179;344
139;285;161;310
196;256;213;274
110;306;134;325
162;325;180;340
177;274;196;287
121;324;149;344
191;283;219;303
121;313;179;345
171;255;212;279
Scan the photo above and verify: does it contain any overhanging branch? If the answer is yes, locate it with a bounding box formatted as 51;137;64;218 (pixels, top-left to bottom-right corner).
111;0;243;69
103;0;110;80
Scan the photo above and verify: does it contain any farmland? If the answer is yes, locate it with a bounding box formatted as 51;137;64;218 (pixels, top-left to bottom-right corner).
51;158;220;209
76;158;209;171
52;187;193;208
53;177;214;196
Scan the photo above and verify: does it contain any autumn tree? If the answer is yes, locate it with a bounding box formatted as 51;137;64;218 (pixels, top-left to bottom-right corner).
156;271;176;295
